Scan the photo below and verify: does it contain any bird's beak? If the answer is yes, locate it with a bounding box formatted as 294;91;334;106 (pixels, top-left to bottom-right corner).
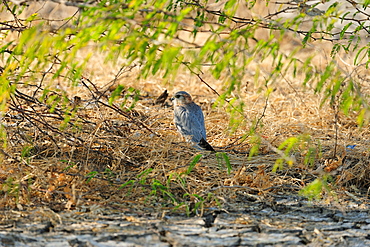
170;97;174;101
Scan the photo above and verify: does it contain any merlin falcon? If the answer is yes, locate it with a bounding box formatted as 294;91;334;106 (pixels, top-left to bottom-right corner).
171;91;215;152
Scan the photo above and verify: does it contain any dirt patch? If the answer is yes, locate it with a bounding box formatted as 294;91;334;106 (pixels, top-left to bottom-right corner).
1;195;369;246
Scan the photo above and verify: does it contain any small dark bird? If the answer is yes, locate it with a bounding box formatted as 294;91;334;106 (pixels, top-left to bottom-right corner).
71;96;82;110
154;89;168;106
171;91;215;152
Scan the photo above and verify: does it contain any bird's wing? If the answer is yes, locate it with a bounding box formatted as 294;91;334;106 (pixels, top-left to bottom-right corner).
174;104;206;143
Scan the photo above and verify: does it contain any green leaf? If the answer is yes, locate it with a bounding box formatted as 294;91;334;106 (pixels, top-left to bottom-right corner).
85;171;99;183
225;0;237;10
186;154;203;175
119;180;135;189
299;178;323;200
340;23;352;39
137;168;153;184
221;152;232;174
363;0;370;8
354;46;367;65
109;85;125;105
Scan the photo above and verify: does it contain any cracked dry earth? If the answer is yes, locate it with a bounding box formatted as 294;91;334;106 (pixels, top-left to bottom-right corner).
1;195;370;246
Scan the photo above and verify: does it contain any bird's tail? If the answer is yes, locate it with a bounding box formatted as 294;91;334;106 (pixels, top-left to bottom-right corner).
198;138;216;152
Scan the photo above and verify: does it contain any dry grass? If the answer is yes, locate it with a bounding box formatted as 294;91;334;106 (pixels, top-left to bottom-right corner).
1;4;370;213
1;52;369;213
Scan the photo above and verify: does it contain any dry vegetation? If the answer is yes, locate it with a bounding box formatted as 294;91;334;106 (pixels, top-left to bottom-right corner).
2;55;370;213
1;1;370;214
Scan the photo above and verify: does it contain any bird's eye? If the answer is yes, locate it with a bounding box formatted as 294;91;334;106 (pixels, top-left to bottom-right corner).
175;95;181;98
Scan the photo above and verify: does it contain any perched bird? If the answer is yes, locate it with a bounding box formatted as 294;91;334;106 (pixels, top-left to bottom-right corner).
171;91;215;152
154;89;168;106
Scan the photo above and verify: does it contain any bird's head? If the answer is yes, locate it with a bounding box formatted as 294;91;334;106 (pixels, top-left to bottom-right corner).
171;91;193;106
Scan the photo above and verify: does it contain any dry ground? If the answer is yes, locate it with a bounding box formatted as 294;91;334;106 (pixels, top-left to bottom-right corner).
1;2;370;217
1;54;370;213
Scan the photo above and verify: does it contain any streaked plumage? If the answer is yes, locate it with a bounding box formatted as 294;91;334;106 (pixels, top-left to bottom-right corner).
171;91;215;151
